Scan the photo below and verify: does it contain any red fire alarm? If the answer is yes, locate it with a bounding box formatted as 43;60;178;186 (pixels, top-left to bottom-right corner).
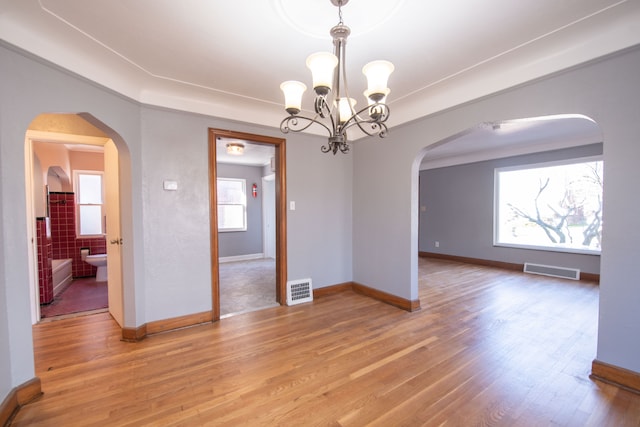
252;183;258;198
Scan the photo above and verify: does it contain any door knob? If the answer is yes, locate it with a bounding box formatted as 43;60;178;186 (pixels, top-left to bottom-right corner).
110;238;123;245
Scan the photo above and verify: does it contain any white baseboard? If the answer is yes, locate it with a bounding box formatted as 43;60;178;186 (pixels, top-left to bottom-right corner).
219;253;264;263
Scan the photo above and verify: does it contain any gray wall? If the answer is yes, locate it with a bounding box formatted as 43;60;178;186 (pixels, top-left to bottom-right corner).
0;143;9;402
419;143;602;274
2;38;640;405
217;163;264;257
352;46;640;375
0;41;353;398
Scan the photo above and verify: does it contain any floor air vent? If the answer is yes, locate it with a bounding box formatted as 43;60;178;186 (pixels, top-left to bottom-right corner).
286;278;313;305
523;263;580;280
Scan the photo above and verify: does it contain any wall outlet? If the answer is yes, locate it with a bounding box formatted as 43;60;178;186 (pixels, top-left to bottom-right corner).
435;241;440;248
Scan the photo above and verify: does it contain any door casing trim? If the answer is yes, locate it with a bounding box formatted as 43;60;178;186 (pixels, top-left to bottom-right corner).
208;128;287;320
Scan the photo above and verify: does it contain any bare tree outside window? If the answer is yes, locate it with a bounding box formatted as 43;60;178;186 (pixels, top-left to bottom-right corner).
495;159;603;253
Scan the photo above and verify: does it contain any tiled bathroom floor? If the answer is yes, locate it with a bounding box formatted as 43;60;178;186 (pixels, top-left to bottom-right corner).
40;277;108;319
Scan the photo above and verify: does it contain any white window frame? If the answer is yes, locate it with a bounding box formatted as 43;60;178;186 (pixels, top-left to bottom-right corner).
73;170;105;237
217;177;247;232
494;156;603;255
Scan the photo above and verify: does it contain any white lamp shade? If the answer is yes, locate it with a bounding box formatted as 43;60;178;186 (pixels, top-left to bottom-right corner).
280;80;307;114
306;52;338;93
337;98;357;123
362;60;394;97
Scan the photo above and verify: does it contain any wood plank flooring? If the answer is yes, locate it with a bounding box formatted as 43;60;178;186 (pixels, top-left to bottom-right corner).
12;258;640;426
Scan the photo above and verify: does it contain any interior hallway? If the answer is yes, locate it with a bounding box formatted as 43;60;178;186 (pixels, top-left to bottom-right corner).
219;258;277;317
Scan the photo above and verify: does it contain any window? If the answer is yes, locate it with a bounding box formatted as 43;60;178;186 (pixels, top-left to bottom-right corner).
494;157;603;254
75;171;104;236
217;178;247;232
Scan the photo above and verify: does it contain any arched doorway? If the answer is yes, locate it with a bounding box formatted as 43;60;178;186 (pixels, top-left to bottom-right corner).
412;114;603;302
24;113;131;328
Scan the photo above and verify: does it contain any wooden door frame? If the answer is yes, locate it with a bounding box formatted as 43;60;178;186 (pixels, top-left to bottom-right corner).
208;128;287;321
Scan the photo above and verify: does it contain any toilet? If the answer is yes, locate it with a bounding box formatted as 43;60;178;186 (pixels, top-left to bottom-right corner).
82;252;108;282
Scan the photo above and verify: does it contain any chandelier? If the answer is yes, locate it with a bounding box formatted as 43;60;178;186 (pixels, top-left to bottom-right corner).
279;0;394;154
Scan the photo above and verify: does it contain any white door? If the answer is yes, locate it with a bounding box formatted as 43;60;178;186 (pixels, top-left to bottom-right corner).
262;175;276;259
104;140;124;326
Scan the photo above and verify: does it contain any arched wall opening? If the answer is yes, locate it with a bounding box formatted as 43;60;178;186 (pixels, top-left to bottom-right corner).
411;113;604;302
24;112;134;329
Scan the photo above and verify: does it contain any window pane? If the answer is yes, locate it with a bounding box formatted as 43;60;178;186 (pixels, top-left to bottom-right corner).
496;160;603;253
218;179;245;204
217;178;247;231
79;205;103;235
218;205;245;230
78;174;102;204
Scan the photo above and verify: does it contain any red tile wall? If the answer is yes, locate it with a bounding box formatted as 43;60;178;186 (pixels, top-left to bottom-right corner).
36;217;53;304
49;192;106;278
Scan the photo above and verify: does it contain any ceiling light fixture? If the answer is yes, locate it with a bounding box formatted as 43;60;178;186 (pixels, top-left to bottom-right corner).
279;0;394;155
226;142;245;155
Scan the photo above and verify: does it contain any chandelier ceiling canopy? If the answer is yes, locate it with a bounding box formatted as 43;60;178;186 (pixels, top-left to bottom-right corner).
279;0;394;154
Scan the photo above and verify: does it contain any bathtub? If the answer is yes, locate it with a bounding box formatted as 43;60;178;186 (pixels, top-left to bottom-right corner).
52;258;73;296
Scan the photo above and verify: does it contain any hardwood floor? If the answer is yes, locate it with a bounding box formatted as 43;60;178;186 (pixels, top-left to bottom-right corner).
12;259;640;426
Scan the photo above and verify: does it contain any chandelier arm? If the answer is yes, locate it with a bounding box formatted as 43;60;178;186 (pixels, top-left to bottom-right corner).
280;114;333;136
342;120;388;138
351;101;390;124
316;95;340;136
340;104;390;137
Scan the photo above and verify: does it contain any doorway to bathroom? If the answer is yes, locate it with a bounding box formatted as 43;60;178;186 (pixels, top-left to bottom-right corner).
25;113;125;325
208;129;287;319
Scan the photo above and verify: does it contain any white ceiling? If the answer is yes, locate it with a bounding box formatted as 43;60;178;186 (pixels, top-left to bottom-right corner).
216;137;275;167
1;0;637;164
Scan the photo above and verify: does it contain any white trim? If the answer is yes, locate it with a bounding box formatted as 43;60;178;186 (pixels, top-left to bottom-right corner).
262;175;276;259
219;253;264;263
494;242;600;256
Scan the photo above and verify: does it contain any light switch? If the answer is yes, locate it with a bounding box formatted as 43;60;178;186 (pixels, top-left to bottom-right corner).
289;201;296;211
163;180;178;191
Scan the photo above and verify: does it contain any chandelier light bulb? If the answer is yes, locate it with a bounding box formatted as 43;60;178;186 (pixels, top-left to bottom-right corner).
337;98;357;123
